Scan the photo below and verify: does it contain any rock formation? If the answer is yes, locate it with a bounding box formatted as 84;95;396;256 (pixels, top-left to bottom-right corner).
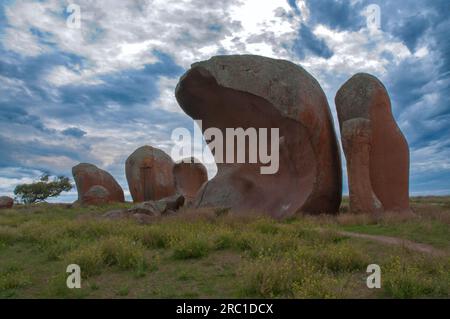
125;146;176;202
173;157;208;203
72;163;124;205
335;73;410;213
103;194;185;224
175;55;342;218
0;196;14;209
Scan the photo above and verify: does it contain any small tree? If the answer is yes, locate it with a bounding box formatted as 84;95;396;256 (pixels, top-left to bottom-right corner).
14;174;73;204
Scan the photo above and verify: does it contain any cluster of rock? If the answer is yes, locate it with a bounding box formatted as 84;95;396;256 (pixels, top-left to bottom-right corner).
175;55;410;216
70;54;410;218
72;148;208;216
124;146;208;205
0;196;14;209
102;194;185;224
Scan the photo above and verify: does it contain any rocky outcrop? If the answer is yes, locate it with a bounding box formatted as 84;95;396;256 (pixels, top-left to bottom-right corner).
0;196;14;209
72;163;124;205
175;55;342;217
125;146;176;202
128;194;185;216
335;73;410;213
102;194;185;224
173;157;208;203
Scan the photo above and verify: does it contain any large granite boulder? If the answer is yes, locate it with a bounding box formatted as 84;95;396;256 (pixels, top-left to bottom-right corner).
173;157;208;203
0;196;14;209
175;55;342;217
125;146;176;202
72;163;124;205
335;73;410;213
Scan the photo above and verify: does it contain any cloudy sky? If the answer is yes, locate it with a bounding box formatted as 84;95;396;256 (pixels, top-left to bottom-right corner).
0;0;449;202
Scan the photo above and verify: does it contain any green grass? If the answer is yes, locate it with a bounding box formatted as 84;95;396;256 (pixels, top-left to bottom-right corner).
335;197;450;248
340;221;449;248
0;198;448;298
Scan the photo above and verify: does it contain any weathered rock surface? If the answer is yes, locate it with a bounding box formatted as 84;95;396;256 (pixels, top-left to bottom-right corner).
83;185;111;206
126;146;176;202
341;119;383;214
335;73;410;213
102;194;185;224
72;163;124;205
128;194;184;216
173;157;208;203
0;196;14;209
175;55;342;217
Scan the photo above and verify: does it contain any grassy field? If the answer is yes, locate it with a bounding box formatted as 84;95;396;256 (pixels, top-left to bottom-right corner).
0;197;449;299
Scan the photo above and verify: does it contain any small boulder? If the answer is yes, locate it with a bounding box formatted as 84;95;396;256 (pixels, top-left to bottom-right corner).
0;196;14;209
128;201;164;216
173;157;208;203
128;194;185;216
157;193;185;212
102;194;185;223
72;163;124;205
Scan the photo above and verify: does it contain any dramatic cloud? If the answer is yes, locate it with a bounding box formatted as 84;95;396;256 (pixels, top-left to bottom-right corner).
0;0;449;201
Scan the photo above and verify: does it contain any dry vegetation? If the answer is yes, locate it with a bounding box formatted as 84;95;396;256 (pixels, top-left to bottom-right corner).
0;197;449;298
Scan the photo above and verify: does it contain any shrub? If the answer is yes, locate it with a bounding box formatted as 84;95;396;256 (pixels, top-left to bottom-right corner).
231;232;259;252
45;238;81;261
239;257;296;297
213;231;235;250
100;236;147;270
239;254;346;298
0;226;21;245
141;228;171;249
307;243;369;273
65;245;103;277
14;174;72;204
383;256;450;298
253;219;280;235
0;265;31;291
291;260;340;298
172;235;210;259
64;236;147;277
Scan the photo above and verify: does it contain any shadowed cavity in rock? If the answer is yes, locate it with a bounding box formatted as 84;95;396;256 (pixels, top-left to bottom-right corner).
175;55;342;217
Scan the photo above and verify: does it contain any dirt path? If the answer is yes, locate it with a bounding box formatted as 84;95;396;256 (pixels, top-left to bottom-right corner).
339;231;447;256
